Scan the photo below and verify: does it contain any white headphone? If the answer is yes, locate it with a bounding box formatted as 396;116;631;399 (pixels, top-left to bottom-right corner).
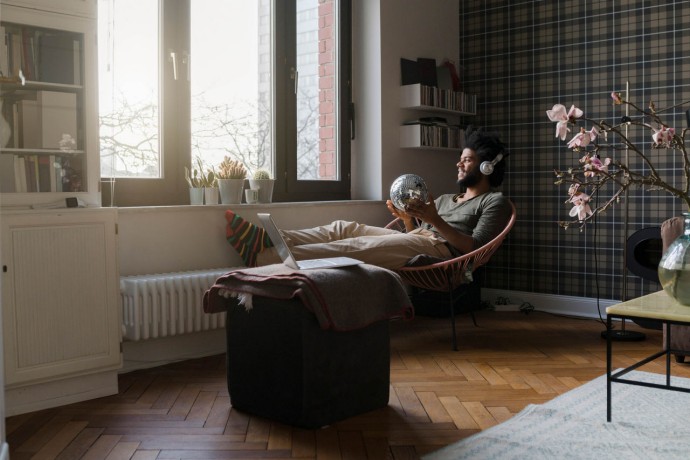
480;153;504;175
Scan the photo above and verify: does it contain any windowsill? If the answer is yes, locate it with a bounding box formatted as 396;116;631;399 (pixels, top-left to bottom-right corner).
113;199;384;213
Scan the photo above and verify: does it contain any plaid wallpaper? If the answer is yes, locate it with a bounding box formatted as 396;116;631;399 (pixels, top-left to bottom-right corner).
462;1;690;301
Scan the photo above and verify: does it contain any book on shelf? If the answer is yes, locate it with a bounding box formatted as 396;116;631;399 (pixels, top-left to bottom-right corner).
436;65;453;91
21;27;36;81
400;58;420;86
0;26;9;78
8;29;23;80
38;31;78;84
400;83;477;114
416;58;437;87
37;155;53;192
23;155;37;192
400;57;438;87
0;153;16;192
8;154;61;192
403;116;449;127
14;155;27;192
400;124;463;149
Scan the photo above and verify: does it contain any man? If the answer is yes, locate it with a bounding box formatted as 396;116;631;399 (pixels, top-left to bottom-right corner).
225;126;512;269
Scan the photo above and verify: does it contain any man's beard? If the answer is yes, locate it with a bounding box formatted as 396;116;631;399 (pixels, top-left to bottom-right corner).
457;165;482;188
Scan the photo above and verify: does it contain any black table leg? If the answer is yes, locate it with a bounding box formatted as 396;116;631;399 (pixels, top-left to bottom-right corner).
606;314;612;422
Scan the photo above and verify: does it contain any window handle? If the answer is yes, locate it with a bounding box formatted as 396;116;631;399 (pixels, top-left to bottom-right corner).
169;50;178;80
290;66;299;94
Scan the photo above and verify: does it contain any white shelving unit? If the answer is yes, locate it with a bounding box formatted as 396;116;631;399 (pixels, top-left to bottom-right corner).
399;83;476;150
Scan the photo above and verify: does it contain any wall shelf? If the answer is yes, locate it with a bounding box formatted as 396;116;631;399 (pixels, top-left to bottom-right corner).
399;84;476;150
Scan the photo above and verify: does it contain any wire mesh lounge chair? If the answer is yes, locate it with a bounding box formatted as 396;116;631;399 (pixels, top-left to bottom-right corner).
385;200;517;350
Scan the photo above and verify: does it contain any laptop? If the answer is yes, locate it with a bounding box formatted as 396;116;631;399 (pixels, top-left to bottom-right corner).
257;213;364;270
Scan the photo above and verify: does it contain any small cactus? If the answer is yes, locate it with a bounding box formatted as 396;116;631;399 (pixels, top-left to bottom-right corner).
252;169;272;180
186;157;217;187
217;156;247;179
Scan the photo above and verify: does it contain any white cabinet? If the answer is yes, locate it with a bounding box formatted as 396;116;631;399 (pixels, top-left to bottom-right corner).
399;83;476;150
0;0;100;208
1;208;121;415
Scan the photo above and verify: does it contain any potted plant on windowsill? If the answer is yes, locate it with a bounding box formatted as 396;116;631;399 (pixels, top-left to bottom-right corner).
249;168;275;203
185;160;205;205
186;157;218;205
216;156;247;204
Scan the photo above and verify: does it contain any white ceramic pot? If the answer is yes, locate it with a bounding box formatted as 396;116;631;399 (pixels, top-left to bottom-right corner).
204;187;219;205
248;179;275;203
189;187;204;205
218;178;245;204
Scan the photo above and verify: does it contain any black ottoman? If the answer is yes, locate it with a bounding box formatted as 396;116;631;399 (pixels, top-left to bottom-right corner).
224;295;390;428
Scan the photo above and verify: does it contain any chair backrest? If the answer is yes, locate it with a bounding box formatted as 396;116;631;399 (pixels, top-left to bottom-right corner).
387;199;516;292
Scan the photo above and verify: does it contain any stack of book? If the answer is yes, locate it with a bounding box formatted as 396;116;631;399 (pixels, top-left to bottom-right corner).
400;117;465;149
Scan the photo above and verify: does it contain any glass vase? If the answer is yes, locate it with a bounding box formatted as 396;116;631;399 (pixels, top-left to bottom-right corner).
658;213;690;305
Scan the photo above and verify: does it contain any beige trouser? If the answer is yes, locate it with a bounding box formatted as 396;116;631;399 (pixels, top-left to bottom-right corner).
256;220;452;270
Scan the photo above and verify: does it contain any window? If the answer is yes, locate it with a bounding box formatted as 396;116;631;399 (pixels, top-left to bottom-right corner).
98;0;351;206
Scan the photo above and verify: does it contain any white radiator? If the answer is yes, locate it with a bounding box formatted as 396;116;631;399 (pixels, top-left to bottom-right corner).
120;268;231;341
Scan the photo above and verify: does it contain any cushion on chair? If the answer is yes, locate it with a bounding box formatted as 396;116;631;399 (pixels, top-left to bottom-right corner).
405;254;448;267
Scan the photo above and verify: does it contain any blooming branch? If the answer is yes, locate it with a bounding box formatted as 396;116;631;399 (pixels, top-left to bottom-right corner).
549;91;690;229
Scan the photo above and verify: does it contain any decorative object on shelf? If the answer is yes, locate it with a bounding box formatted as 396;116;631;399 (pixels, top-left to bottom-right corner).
390;173;428;210
216;156;247;204
58;133;77;152
658;213;690;305
249;169;274;203
548;84;690;307
245;188;259;204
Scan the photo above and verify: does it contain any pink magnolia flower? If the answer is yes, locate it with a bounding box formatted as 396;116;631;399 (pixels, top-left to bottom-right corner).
588;126;601;141
652;125;675;147
611;92;623;105
567;127;591;149
568;191;593;220
546;104;583;140
580;153;611;177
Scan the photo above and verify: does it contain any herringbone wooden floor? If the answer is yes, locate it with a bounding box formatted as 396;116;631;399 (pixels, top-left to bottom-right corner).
6;310;690;459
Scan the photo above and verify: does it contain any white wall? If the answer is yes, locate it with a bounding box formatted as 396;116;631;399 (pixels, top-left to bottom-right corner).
352;0;461;201
117;201;391;276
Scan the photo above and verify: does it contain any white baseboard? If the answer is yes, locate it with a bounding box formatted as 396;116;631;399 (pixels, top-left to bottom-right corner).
121;329;227;373
482;288;619;319
5;371;119;417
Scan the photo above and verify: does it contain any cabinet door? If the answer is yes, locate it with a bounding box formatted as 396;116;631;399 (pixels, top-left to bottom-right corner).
1;209;120;387
0;3;100;207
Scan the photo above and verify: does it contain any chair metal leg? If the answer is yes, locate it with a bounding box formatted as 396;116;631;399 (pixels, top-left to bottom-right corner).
470;311;478;327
